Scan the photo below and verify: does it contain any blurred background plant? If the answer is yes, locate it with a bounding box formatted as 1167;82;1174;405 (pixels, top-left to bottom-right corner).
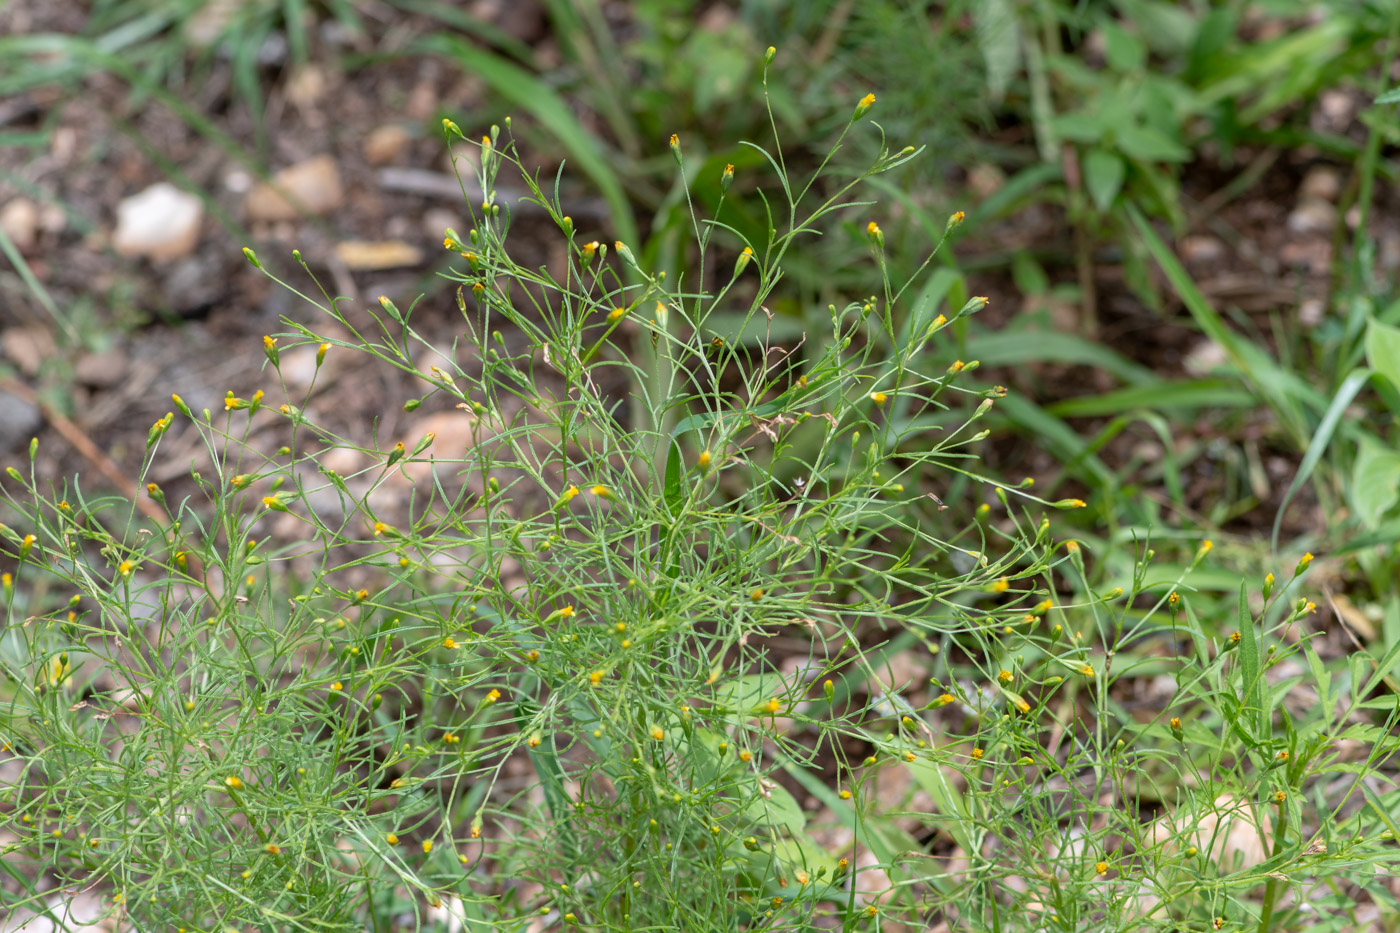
4;0;1400;928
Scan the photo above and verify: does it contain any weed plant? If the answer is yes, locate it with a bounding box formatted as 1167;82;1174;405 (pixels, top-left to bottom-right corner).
3;54;1400;933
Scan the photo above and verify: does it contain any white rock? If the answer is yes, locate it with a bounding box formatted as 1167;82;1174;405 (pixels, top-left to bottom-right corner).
365;124;412;166
245;156;344;222
1183;339;1228;376
1299;298;1325;327
1178;234;1225;264
1299;165;1341;202
113;182;204;262
1286;197;1336;235
0;198;39;252
1;325;55;376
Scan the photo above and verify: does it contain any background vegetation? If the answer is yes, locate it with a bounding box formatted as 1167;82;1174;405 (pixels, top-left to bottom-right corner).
2;1;1400;931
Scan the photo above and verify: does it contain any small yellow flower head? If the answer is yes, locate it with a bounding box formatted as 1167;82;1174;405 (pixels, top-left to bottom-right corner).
668;133;681;164
866;220;883;249
991;577;1010;593
264;843;280;855
486;688;501;703
559;605;575;618
1274;791;1286;803
1096;861;1108;875
1080;664;1095;678
765;697;781;714
750;587;764;601
1230;631;1241;646
998;669;1013;685
607;305;626;321
971;747;983;760
1276;750;1289;762
442;637;456;649
331;681;343;691
1305;601;1317;614
1015;699;1030;713
527;734;541;748
720;163;735;193
589;670;604;686
731;245;755;279
422;839;433;853
865;904;878;918
386;833;398;845
903;750;916;762
1168;592;1179;607
590;484;611;499
870;391;887;405
697;449;712;469
1213;918;1224;930
650;725;665;741
1296;552;1314;575
1034;599;1053;614
839;789;852;799
118;560;133;578
853;92;876;121
1170;717;1182;731
225;775;243;790
1200;539;1213;554
738;748;752;763
948;360;965;374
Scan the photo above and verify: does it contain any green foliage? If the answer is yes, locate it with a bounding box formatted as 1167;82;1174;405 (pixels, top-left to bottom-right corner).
4;6;1400;931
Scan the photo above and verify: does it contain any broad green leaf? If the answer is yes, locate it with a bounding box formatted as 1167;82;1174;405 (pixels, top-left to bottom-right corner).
1237;583;1266;741
968;330;1154;384
904;757;975;853
1360;636;1400;699
1083;148;1126;213
1365;317;1400;391
663;437;683;518
742;781;806;833
1268;368;1370;552
1303;643;1332;729
1047;379;1254;417
1115;0;1198;54
1377;86;1400;105
1351;437;1400;529
714;673;786;714
1116;124;1191;162
1102;20;1147;72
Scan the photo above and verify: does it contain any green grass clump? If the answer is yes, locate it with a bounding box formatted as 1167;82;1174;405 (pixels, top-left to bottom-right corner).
2;56;1399;933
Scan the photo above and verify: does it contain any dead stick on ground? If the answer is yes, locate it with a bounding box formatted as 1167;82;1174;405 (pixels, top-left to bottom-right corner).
1;376;167;526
